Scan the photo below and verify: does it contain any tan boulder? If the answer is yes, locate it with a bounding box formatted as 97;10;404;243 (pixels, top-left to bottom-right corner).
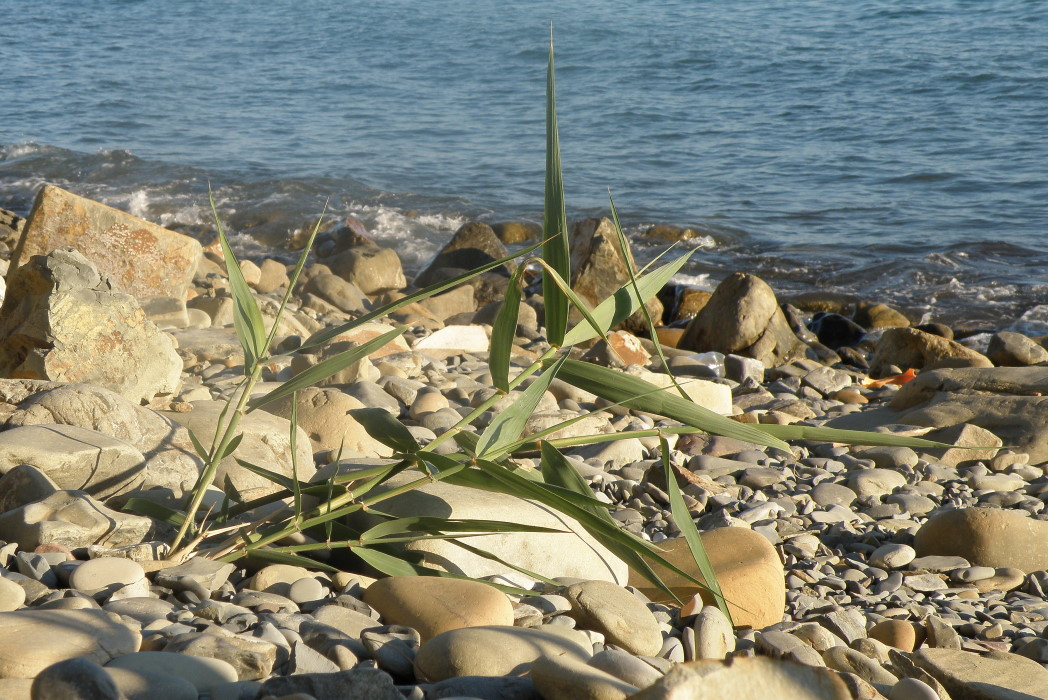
9;184;201;300
870;327;991;376
914;507;1048;573
679;273;805;368
264;387;393;456
325;246;407;295
628;528;785;629
0;490;153;550
364;577;513;642
0;609;140;679
913;647;1048;700
569;217;662;335
560;579;663;657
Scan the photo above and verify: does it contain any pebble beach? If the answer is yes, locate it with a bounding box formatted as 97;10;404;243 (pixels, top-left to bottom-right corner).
0;186;1047;700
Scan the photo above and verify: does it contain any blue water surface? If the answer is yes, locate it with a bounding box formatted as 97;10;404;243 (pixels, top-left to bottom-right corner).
2;0;1047;328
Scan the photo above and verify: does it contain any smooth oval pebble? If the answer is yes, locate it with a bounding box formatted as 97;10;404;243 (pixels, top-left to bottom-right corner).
288;576;326;604
889;677;940;700
869;544;916;570
0;576;27;612
562;579;663;657
364;576;513;642
951;566;996;583
531;651;639;700
105;652;238;693
68;558;145;593
414;625;592;682
692;606;735;660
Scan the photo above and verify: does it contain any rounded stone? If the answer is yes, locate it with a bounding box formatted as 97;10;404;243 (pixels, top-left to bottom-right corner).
914;507;1048;572
105;667;199;700
846;469;907;498
561;580;663;657
288;576;326;605
0;576;27;612
869;544;916;570
0;609;140;678
868;620;923;652
31;657;121;700
630;528;785;629
68;557;145;594
105;652;238;694
531;651;639;700
691;606;735;660
413;625;592;682
890;677;940;700
363;576;513;643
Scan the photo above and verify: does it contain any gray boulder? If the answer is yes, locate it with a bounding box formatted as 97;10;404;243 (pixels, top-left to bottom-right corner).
0;248;182;403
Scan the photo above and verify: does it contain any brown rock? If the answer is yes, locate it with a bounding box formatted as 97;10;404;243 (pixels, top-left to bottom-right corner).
854;302;910;329
325;246;407;295
679;273;805;369
569;217;662;335
628;657;855;700
363;577;513;643
986;331;1048;367
919;423;1002;467
10;184;201;300
868;619;924;652
672;288;713;322
914;507;1048;573
628;528;785;629
491;221;539;244
870;327;992;376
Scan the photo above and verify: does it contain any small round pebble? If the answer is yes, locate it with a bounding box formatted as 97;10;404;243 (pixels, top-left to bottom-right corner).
890;677;940;700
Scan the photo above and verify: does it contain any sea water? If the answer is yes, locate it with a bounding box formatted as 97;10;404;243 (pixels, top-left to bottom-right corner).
2;0;1047;330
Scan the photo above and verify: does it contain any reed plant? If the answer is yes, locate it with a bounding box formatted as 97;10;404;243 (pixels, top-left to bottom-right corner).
128;36;956;622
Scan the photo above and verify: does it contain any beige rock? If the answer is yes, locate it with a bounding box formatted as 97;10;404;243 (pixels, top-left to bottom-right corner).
629;528;785;630
692;605;735;659
364;576;513;642
913;647;1048;700
4;381;201;501
569;217;662;336
868;619;923;652
0;490;153;550
255;258;290;294
491;221;539;244
250;564;325;597
418;285;477;322
920;423;1002;467
0;577;26;612
624;366;733;415
325;246;407;294
303;273;368;314
413;625;591;682
987;331;1048;366
238;259;262;288
10;184;201;300
0;248;182;403
0;609;140;678
264;387;393;456
105;651;238;695
531;652;639;700
163;400;314;501
0;424;146;502
312;604;381;638
679;273;805;368
415;325;489;358
870;328;992;376
628;657;855;700
914;507;1048;573
68;557;146;594
163;633;276;681
561;580;663;657
105;667;198;700
348;471;628;584
854;302;910;329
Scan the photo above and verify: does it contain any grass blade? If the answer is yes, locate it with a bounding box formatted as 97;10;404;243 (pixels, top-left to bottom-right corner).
349;408;420;454
301;241;542;350
122;498;186;527
249;326;408;411
210;187;266;372
552;358;792;451
534;260;610;347
754;424;957;448
659;435;732;622
359;516;564;544
542;28;570;347
476;354;568;458
490;264;526;392
562;248;693;347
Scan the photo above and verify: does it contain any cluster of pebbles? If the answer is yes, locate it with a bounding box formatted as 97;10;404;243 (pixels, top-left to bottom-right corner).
1;196;1047;698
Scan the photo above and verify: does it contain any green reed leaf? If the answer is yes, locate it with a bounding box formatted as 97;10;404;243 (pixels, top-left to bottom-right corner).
349;408;420;454
490;264;526;392
659;435;732;622
562;249;693;348
552;358;792;451
533;260;610;347
359;516;563;544
249;326;408;411
543;28;570;347
210;187;266;372
476;354;568;458
754;423;957;448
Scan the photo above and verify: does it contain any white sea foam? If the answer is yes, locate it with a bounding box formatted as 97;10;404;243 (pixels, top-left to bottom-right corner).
345;203;468;270
670;272;713;290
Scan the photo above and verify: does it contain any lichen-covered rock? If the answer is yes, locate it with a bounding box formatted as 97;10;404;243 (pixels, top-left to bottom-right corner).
0;248;182;403
11;184;201;300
